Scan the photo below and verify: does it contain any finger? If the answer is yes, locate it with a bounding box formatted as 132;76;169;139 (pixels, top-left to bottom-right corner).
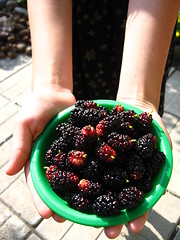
104;224;123;239
52;213;66;223
6;116;32;175
128;211;149;234
25;159;53;219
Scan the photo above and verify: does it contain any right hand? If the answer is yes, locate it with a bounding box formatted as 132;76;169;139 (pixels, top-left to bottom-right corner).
6;87;76;220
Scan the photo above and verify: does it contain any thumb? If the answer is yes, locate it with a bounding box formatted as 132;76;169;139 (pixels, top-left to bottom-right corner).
5;117;32;175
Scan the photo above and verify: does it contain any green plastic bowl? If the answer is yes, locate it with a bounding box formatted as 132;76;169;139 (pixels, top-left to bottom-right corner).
30;99;173;227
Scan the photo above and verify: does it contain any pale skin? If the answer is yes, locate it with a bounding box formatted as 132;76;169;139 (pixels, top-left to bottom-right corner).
5;0;179;239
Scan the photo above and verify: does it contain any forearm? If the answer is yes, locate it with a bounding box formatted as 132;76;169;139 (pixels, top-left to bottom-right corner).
27;0;73;93
117;0;179;110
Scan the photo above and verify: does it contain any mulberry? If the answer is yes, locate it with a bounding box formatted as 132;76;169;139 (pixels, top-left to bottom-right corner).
125;154;146;181
92;192;120;216
137;111;153;134
96;115;119;139
45;165;59;191
118;186;143;210
136;133;157;159
66;192;91;213
53;151;68;170
50;137;69;155
56;170;79;191
67;150;88;167
68;107;101;127
78;179;103;198
56;122;80;147
75;100;97;109
146;150;165;178
45;149;54;166
97;142;117;163
119;110;138;126
103;168;129;188
107;132;136;153
111;104;124;115
81;158;104;181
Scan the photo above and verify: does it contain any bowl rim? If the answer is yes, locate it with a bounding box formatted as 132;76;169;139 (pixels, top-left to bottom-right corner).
30;99;173;227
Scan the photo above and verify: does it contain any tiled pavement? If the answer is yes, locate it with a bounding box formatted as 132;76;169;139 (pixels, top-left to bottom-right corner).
0;45;180;240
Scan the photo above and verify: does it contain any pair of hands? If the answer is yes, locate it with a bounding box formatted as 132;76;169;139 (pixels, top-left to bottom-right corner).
5;88;171;239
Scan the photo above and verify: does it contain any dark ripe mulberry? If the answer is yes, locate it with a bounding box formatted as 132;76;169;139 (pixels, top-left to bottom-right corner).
118;186;143;210
119;121;138;138
146;150;166;178
50;137;69;156
56;122;80;146
137;179;152;193
107;132;135;153
45;149;54;166
75;100;97;109
78;179;103;198
125;154;146;181
68;107;101;127
92;192;120;216
53;151;68;170
97;106;110;119
136;133;157;159
66;192;91;213
103;168;129;188
137;111;153;134
97;142;117;163
119;110;138;125
81;158;104;181
74;133;91;152
96;115;119;139
57;170;79;191
45;165;60;191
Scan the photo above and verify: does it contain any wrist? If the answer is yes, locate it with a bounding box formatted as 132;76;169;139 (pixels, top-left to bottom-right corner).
115;97;158;113
32;86;76;111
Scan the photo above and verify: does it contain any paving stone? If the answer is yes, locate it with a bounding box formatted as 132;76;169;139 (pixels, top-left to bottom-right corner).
173;229;180;240
26;233;42;240
62;223;102;240
164;83;178;109
97;225;145;240
167;169;180;198
0;174;41;226
0;214;31;240
162;112;179;134
0;200;12;227
0;63;32;94
172;45;180;71
138;192;180;240
0;164;22;194
13;89;31;107
2;75;31;101
36;218;73;240
0;95;9;108
0;139;12;168
0;115;15;145
167;71;180;90
0;102;20;125
0;55;31;83
165;92;180;118
170;120;180;172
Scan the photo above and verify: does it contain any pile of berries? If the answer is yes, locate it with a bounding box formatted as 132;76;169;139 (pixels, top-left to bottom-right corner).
44;100;166;217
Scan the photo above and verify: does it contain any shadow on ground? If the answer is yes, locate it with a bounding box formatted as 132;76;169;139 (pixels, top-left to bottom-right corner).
0;54;31;71
122;209;176;240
